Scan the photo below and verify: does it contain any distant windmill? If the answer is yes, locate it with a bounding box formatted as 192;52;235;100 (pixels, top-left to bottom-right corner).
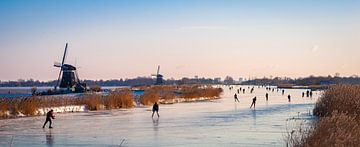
54;43;86;92
151;65;163;85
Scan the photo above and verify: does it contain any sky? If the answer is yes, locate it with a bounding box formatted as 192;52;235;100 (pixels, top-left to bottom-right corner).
0;0;359;81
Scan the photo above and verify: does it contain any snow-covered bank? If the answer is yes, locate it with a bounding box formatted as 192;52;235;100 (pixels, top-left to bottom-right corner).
159;96;221;104
37;105;86;115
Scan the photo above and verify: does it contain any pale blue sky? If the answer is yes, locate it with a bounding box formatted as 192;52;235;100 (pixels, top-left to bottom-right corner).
0;0;359;81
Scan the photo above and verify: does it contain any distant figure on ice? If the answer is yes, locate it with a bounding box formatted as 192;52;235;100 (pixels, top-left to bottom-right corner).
250;97;257;109
282;89;285;95
302;92;305;97
265;93;269;101
310;91;313;97
237;89;240;94
306;90;310;97
234;93;240;102
243;89;245;94
42;109;55;129
288;94;291;102
250;87;254;93
152;102;160;118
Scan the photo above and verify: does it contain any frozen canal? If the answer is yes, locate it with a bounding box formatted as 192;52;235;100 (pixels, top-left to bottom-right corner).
0;85;319;146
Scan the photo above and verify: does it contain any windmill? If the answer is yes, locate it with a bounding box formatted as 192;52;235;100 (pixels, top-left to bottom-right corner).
54;43;86;92
151;65;163;85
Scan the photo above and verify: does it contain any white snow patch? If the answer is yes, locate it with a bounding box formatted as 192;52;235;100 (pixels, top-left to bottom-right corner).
37;105;86;115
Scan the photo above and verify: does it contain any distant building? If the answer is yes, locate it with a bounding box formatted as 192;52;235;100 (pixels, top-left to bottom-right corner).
214;78;221;83
239;78;244;83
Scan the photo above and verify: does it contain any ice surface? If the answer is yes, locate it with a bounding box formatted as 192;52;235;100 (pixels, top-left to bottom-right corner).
0;85;319;146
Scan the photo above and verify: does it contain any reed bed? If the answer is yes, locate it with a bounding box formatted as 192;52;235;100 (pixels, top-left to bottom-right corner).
0;88;135;119
287;84;360;146
104;89;134;109
139;84;223;105
140;89;160;105
0;85;222;119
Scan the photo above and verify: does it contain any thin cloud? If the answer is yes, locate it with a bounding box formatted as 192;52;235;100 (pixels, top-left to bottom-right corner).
311;45;319;53
179;26;228;31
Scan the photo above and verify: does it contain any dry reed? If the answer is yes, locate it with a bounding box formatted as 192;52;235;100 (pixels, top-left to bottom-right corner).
287;84;360;146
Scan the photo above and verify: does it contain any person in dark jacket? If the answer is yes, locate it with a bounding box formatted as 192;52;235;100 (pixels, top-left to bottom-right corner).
250;97;257;109
265;93;269;101
152;102;160;118
234;93;240;102
288;94;291;102
43;109;55;128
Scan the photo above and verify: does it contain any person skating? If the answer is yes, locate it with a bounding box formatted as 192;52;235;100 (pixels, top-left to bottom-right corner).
152;102;160;118
250;96;257;109
234;93;240;102
306;90;310;97
288;94;291;102
42;109;55;129
265;93;269;101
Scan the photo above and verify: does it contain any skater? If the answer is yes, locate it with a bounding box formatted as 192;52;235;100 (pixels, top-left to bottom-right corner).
152;102;160;118
306;90;310;97
310;91;313;97
42;109;55;129
243;89;245;94
288;94;291;102
302;92;305;97
265;93;269;101
237;89;240;94
234;93;240;102
282;89;285;95
250;96;257;109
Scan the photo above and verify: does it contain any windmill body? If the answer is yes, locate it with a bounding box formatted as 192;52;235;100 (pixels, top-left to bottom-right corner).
152;65;163;85
54;43;86;92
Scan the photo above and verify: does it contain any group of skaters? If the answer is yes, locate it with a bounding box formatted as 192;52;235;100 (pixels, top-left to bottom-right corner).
233;86;313;110
41;85;312;128
302;90;313;98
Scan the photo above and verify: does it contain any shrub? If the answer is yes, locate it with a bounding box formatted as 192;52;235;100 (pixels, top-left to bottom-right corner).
18;97;39;116
288;112;360;147
105;89;134;109
179;85;223;99
314;84;360;118
83;94;102;111
0;99;9;118
31;87;37;95
161;92;175;100
289;84;360;146
140;90;160;105
89;85;102;92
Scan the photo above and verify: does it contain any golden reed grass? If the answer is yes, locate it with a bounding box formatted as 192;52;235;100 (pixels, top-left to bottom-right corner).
0;85;222;118
0;88;135;118
138;85;223;105
287;84;360;146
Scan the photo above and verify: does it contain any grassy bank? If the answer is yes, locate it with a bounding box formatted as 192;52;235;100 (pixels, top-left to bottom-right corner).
0;85;223;119
287;84;360;146
0;88;135;119
138;85;223;105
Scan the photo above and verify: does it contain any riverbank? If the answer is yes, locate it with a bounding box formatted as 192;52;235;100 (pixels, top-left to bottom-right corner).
0;85;223;119
0;85;318;146
287;84;360;146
